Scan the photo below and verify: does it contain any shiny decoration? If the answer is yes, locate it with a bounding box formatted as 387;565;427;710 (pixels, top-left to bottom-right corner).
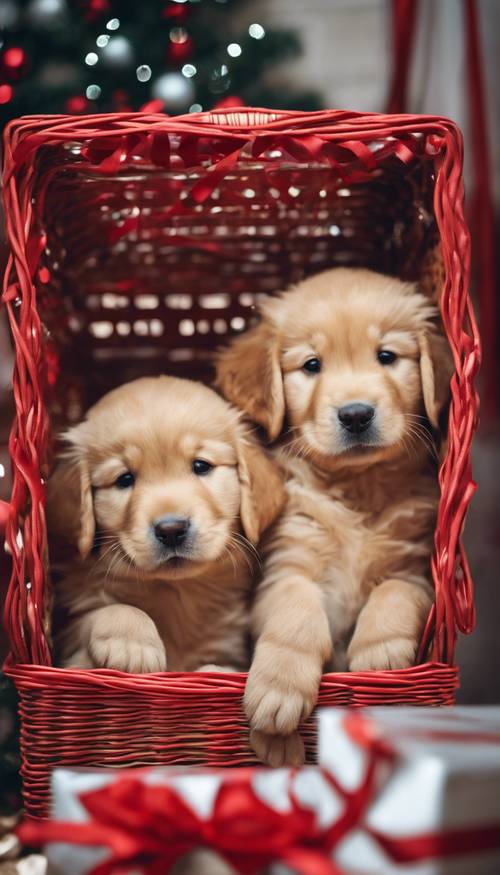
151;71;194;111
1;46;29;80
0;84;13;104
26;0;67;27
0;0;322;134
226;42;242;57
66;95;89;113
189;102;202;112
169;26;188;43
99;35;134;69
2;47;25;69
86;83;101;99
162;2;189;22
112;89;132;111
84;0;110;22
167;34;194;63
136;64;151;83
249;23;265;39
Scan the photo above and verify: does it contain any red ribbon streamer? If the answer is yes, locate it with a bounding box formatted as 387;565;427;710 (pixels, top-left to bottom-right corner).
386;0;420;114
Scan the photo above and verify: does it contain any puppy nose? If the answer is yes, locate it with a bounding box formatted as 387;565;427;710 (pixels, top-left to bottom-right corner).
338;403;375;434
154;516;190;549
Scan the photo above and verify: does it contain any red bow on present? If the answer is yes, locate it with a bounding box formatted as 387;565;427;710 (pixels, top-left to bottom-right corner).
19;713;395;875
20;772;349;875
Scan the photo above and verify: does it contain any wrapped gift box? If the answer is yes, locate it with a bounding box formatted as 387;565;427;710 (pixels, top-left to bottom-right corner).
19;707;500;875
319;706;500;874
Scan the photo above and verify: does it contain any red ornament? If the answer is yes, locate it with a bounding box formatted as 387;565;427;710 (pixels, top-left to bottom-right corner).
2;47;29;80
162;3;189;23
112;89;132;111
82;0;110;22
66;95;90;114
0;84;13;105
214;96;245;109
167;35;194;64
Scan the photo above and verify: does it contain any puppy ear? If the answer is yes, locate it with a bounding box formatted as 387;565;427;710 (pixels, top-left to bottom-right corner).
237;434;286;544
215;320;285;440
46;428;95;560
419;330;454;429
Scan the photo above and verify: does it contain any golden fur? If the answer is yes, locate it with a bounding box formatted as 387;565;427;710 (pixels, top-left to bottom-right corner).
216;267;453;765
48;376;285;673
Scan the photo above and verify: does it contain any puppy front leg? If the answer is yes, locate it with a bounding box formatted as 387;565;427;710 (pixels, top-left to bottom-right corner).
347;578;433;672
245;575;332;767
81;604;167;673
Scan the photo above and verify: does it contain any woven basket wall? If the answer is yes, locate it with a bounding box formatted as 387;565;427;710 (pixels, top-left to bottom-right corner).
1;109;480;817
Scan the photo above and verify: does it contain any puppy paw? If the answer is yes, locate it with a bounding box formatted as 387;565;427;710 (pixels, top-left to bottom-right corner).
348;636;417;672
246;683;314;736
244;646;319;737
88;605;167;673
250;729;305;767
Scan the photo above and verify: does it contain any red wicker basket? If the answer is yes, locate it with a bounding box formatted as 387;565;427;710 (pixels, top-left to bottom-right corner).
1;108;480;818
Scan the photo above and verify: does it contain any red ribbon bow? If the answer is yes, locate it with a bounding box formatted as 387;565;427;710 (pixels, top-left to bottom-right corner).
19;713;394;875
20;771;351;875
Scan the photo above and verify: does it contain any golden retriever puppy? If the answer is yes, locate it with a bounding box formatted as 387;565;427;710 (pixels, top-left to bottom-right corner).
47;375;285;673
216;267;453;765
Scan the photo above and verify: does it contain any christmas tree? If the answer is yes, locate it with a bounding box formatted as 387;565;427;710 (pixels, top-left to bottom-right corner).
0;0;322;124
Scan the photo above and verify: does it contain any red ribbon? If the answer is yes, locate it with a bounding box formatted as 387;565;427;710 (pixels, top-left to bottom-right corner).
386;0;420;114
20;774;344;875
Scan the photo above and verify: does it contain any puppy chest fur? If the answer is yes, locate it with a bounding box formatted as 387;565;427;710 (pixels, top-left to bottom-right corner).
55;560;251;671
265;454;437;670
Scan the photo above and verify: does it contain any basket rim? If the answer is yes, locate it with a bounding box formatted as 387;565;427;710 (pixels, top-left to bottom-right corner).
6;106;464;136
4;657;459;691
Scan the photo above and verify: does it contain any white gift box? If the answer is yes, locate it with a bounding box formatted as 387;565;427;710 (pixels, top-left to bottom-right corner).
24;706;500;875
319;706;500;875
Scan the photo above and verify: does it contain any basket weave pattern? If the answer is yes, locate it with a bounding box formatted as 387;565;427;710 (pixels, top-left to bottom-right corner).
1;109;479;817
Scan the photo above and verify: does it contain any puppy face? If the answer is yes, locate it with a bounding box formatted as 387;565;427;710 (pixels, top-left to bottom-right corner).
47;376;285;579
216;268;453;468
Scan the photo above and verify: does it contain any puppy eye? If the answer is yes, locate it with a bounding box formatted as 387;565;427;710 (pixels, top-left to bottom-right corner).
192;459;213;476
302;357;321;374
115;471;135;489
377;350;397;366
